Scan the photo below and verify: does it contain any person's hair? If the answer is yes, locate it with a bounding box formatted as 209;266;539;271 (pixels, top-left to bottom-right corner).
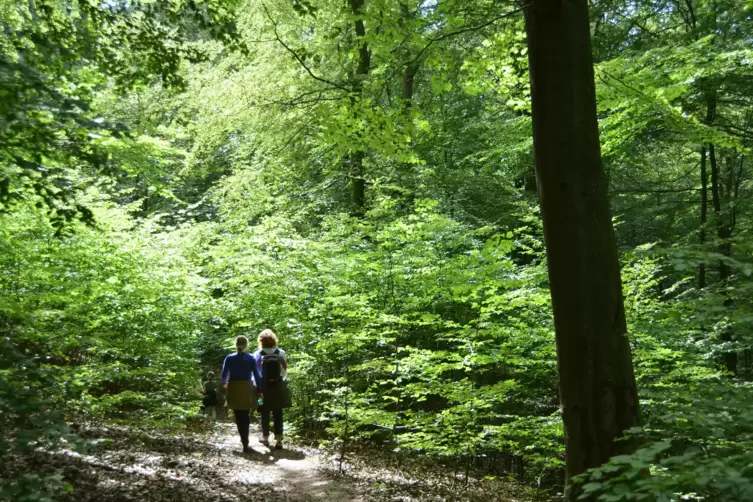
258;329;278;349
207;371;215;379
235;335;249;353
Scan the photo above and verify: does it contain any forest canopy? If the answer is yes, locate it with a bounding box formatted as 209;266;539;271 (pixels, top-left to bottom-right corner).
2;0;753;500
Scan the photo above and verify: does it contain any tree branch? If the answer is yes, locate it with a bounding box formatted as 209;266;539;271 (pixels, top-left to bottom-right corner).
409;4;530;67
274;122;308;156
261;1;350;93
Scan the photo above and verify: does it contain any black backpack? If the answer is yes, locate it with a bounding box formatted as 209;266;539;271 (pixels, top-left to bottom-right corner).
260;349;283;385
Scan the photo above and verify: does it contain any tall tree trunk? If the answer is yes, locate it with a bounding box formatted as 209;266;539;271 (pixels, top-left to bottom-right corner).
399;1;418;107
402;63;418;105
699;145;708;288
348;0;370;215
709;119;722;250
524;0;640;498
700;91;716;288
350;150;366;209
709;143;737;374
731;154;745;234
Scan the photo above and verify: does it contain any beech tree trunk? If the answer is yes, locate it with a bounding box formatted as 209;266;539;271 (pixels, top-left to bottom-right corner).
348;0;370;214
709;143;727;265
709;143;737;374
402;63;418;105
700;145;708;289
399;2;418;108
524;0;640;497
699;95;714;289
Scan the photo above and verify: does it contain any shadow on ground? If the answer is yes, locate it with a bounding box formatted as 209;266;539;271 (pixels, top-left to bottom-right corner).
2;422;363;502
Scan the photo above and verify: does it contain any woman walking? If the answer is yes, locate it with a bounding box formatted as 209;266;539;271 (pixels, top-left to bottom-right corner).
222;335;263;453
254;329;290;450
202;371;220;421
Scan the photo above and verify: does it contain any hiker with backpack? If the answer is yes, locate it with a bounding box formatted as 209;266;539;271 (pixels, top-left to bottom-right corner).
254;329;291;450
222;335;263;453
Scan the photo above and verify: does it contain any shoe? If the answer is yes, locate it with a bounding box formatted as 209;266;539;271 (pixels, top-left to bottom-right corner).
243;444;252;453
274;441;283;450
259;436;269;446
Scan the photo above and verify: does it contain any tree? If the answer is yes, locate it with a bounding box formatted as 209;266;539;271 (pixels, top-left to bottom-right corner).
0;0;241;230
589;0;753;374
524;0;640;496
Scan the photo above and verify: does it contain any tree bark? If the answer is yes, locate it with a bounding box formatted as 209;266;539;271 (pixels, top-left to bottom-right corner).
709;146;724;261
709;150;723;264
699;90;717;289
351;0;370;77
350;150;366;210
699;145;708;289
709;144;738;373
524;0;640;497
709;143;737;374
398;2;419;106
402;63;418;105
348;0;370;215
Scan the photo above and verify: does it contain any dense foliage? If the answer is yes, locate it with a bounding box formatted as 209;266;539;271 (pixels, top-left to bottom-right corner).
2;0;753;500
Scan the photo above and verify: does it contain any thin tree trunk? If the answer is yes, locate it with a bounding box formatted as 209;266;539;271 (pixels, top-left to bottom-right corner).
350;150;366;210
709;143;737;374
700;145;708;288
731;155;744;233
402;63;418;105
524;0;640;498
399;2;418;107
709;146;725;268
348;0;370;215
398;47;419;198
339;335;352;473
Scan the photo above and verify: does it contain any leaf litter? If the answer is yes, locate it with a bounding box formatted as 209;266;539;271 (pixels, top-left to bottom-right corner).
2;421;539;502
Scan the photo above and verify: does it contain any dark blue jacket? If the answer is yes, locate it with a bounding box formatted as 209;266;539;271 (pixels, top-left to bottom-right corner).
221;352;263;393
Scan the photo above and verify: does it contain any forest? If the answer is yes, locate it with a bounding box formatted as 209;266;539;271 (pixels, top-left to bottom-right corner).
1;0;752;500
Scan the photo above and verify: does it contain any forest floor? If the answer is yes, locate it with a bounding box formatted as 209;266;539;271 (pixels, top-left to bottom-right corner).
5;419;542;502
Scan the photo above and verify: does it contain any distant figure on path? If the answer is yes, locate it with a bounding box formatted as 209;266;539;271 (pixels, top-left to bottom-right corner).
202;371;219;421
254;329;291;450
222;335;263;453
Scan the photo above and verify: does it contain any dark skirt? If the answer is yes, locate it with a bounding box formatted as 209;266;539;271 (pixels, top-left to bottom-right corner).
226;380;258;411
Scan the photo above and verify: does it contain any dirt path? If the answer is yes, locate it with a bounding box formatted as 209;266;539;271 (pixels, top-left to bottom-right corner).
208;422;362;502
3;421;532;502
5;421;362;502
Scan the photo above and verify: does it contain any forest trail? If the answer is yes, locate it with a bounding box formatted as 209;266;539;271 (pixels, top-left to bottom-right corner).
206;422;362;502
1;420;528;502
32;421;366;502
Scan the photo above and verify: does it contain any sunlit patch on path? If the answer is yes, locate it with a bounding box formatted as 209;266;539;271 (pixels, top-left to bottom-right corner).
209;422;363;501
3;422;527;501
3;422;363;502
